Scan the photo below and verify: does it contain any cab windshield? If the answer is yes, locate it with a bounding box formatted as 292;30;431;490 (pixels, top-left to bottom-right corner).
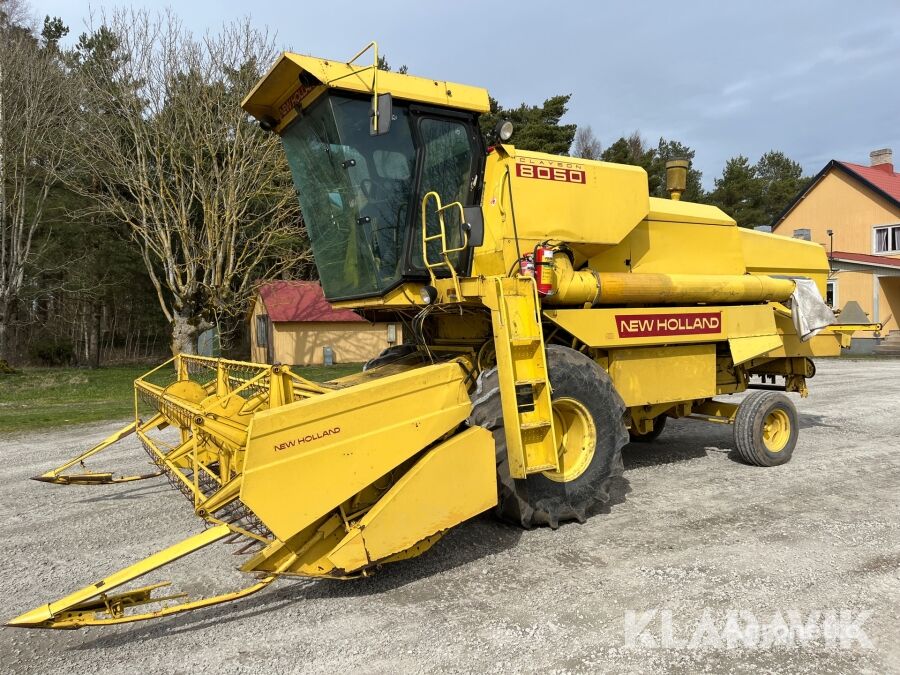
281;95;416;299
281;94;478;300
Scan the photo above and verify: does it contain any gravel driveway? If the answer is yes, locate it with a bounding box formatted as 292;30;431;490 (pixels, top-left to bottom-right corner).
1;358;898;674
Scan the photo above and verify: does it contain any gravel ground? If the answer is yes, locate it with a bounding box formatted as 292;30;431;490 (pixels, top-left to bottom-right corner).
1;358;898;674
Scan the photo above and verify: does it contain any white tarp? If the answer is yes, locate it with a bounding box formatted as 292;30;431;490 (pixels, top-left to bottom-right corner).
790;278;836;341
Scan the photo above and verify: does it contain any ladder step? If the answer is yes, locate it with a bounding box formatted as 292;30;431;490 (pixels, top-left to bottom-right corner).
515;379;547;387
519;421;551;430
510;335;541;346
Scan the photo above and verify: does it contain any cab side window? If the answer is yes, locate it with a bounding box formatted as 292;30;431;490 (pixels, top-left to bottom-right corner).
411;118;478;271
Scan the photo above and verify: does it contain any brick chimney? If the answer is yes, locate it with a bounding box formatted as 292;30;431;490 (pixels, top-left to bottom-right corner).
869;148;893;173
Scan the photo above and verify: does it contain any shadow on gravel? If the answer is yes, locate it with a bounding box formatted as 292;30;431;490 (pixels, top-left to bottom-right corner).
71;516;527;649
72;477;634;650
797;412;840;430
73;480;170;504
622;441;711;469
625;437;782;469
622;408;839;471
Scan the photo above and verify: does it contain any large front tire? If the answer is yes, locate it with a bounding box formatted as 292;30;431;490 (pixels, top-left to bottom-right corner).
468;345;628;528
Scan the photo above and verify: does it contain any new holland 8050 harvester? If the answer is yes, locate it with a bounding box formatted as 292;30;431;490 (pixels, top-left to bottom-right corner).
9;44;878;629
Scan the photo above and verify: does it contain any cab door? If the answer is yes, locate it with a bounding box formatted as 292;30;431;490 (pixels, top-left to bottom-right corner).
407;113;482;277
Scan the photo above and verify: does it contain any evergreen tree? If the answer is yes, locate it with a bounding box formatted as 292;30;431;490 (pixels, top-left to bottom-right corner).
376;55;407;74
480;95;576;155
707;156;764;228
707;152;810;228
601;133;704;201
600;131;654;172
755;151;809;226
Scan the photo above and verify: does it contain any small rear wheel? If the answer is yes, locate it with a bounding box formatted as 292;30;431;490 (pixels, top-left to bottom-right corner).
629;414;667;443
734;391;798;466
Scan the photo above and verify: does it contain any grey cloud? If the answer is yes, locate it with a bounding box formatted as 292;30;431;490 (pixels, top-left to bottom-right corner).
35;0;900;188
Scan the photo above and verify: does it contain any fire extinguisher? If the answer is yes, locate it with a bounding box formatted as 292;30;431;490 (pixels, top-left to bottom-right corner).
534;245;555;296
518;253;535;278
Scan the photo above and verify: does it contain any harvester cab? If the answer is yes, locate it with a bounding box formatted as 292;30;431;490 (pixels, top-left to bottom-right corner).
244;44;490;303
9;43;880;630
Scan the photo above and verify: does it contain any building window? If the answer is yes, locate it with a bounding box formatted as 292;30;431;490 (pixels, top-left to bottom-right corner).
874;225;900;253
826;280;838;309
256;315;269;348
793;228;811;241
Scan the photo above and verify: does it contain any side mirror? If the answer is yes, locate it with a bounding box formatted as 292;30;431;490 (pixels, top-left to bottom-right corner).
371;93;392;136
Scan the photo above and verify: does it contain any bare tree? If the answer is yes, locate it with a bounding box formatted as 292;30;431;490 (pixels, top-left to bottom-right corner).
70;10;308;355
0;0;30;30
572;125;602;160
0;11;73;361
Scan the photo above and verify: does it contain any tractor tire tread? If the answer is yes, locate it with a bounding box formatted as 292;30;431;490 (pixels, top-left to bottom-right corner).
468;345;628;529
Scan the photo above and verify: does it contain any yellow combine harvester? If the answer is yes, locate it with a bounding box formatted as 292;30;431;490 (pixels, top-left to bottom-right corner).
10;43;878;629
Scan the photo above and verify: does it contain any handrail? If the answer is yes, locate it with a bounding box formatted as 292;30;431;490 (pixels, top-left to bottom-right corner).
498;166;510;222
420;191;469;300
327;41;380;134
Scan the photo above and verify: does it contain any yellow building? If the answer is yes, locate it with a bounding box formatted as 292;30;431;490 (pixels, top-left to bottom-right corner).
773;148;900;353
250;281;402;365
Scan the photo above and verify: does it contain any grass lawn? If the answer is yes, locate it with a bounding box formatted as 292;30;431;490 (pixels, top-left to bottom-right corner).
0;362;363;434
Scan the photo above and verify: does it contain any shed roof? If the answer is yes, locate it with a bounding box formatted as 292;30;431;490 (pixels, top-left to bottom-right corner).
830;250;900;276
257;281;366;323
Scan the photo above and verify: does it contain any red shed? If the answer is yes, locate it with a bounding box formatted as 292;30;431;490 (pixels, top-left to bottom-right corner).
250;281;401;365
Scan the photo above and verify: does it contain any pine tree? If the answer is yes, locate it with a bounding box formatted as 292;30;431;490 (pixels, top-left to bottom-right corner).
479;95;577;155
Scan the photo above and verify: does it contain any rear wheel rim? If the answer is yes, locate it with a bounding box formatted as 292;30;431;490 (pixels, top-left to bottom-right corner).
762;408;791;452
542;397;597;483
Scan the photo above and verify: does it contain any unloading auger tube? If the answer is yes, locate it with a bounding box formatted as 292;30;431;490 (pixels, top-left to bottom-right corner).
12;43;882;630
543;255;797;306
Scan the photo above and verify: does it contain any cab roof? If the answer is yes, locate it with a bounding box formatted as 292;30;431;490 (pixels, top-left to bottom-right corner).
242;52;490;126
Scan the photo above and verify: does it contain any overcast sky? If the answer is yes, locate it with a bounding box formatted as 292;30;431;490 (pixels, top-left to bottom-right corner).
32;0;900;188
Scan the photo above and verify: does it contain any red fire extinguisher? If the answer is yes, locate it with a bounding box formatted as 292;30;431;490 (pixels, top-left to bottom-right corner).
534;245;555;296
518;253;535;278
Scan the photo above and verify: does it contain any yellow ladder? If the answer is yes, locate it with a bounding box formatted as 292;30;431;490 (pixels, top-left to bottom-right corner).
488;276;559;478
421;191;468;301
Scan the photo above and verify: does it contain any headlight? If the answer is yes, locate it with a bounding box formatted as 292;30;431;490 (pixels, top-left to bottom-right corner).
420;285;438;305
493;119;514;143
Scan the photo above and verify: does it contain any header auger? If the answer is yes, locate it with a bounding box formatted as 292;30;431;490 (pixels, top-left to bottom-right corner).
11;43;879;629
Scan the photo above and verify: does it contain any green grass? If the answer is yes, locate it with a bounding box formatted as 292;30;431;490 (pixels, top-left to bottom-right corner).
0;365;149;433
0;362;364;434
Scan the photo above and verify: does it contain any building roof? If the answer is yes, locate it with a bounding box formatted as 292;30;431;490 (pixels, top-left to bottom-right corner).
773;159;900;229
832;250;900;267
257;281;366;323
838;161;900;203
